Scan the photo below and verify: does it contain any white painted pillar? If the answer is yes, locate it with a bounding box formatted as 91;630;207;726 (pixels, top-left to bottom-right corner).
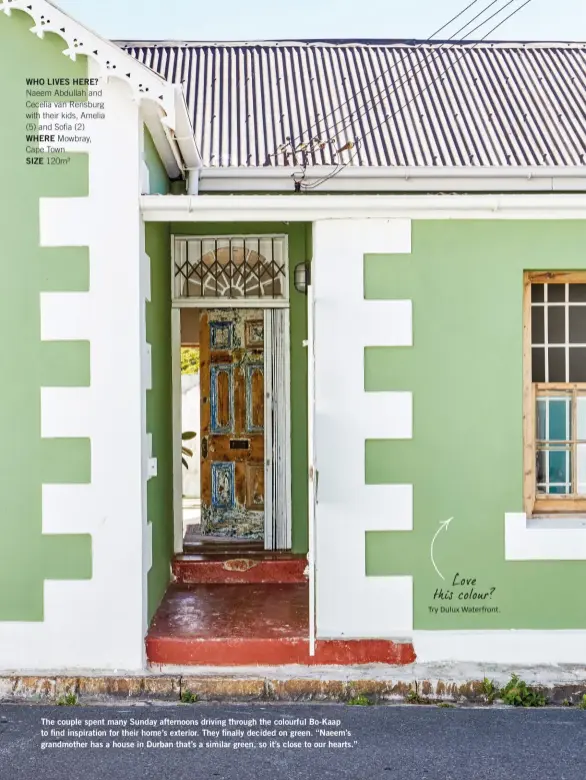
313;219;414;640
0;70;149;671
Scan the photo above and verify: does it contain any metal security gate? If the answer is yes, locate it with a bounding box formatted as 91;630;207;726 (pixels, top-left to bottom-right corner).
264;308;292;550
306;283;317;655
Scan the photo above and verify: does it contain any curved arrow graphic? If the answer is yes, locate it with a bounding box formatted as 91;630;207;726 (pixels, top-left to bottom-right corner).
430;517;453;580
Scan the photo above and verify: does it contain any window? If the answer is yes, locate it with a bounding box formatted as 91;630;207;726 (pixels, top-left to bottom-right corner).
524;272;586;515
173;236;288;302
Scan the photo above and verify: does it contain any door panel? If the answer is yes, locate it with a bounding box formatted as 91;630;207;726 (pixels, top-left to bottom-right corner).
246;364;264;432
246;462;265;510
210;365;233;433
200;309;265;538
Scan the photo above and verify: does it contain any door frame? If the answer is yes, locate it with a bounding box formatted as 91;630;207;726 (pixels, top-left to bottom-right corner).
170;233;292;553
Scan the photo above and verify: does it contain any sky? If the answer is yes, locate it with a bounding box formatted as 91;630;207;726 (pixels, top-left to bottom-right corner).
54;0;586;43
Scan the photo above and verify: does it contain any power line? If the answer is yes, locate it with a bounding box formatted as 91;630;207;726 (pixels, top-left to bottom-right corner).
432;0;487;37
280;0;486;157
301;0;535;190
303;0;522;160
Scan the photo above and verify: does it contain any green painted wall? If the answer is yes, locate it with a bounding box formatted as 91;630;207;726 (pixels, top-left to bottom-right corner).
143;127;170;195
146;223;174;619
171;222;309;553
0;11;92;620
365;220;586;630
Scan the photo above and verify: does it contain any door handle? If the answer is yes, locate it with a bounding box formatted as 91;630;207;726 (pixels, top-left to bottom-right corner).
201;437;208;459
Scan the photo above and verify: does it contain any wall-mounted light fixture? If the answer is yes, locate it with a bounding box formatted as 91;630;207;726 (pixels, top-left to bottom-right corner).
294;262;310;294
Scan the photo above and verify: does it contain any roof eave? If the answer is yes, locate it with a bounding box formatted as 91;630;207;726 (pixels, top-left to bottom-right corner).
140;193;586;222
197;166;586;193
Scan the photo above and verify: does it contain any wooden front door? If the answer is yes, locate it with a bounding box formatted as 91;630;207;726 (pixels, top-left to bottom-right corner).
200;309;265;538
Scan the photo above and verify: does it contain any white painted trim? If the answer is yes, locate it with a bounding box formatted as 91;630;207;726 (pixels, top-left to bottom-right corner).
171;309;184;554
307;282;316;656
202;165;586;180
282;307;292;552
1;1;199;179
527;515;586;529
1;1;174;119
505;512;586;560
413;630;586;664
264;311;274;552
143;103;182;181
173;299;290;310
199;166;586;194
263;308;292;550
172;86;202;172
142;194;586;222
265;307;292;551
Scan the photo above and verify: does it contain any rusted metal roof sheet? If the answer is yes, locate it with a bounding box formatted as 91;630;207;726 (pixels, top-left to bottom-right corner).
120;40;586;168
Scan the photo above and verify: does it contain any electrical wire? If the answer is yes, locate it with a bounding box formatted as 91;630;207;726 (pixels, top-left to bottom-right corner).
281;0;487;156
302;0;522;162
300;0;536;190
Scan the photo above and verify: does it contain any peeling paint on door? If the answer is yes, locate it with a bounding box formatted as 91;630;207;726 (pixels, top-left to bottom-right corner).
200;309;265;538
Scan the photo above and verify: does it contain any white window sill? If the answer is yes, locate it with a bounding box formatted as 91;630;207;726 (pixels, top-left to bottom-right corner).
528;515;586;530
505;512;586;560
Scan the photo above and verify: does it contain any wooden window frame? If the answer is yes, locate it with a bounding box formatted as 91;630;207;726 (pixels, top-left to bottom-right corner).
523;271;586;515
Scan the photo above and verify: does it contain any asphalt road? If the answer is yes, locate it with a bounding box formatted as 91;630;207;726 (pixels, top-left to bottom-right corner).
0;703;585;779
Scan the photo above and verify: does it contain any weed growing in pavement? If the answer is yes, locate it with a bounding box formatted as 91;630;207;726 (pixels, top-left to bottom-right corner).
347;695;372;706
500;674;546;707
57;693;78;706
180;690;199;703
405;689;424;704
481;677;499;703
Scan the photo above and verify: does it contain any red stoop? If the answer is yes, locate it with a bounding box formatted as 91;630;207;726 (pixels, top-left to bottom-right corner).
147;557;415;666
172;552;307;584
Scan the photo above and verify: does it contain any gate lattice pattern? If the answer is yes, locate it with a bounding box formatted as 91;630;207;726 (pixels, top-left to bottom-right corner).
174;236;287;300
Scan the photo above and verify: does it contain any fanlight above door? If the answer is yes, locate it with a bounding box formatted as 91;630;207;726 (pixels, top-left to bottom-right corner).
174;236;288;302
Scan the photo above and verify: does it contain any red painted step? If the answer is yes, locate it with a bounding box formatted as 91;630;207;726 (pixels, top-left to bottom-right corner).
173;553;307;584
146;583;416;666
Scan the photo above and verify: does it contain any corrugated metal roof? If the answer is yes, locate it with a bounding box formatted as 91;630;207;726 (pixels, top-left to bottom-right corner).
119;40;586;168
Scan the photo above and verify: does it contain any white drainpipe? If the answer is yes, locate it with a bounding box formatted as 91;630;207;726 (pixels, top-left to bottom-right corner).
187;168;200;195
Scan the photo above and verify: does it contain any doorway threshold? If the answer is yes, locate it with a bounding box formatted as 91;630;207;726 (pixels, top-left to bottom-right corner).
174;550;307;584
183;533;264;553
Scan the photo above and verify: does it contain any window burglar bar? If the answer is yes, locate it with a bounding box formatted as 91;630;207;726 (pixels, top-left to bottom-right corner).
535;385;586;497
174;236;287;300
